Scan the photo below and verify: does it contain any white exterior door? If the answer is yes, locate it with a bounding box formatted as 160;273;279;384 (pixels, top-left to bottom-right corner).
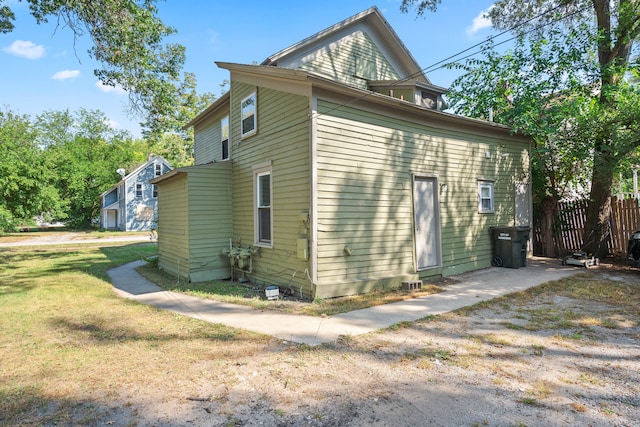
414;177;441;270
106;210;118;229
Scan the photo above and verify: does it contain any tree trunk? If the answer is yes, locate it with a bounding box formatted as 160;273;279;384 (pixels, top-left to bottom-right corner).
538;196;558;257
583;150;614;258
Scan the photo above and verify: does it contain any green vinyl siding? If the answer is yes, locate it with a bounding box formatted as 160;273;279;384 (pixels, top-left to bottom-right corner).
299;31;399;90
315;100;529;296
186;163;233;282
194;111;229;165
157;174;190;281
156;162;233;282
230;81;312;295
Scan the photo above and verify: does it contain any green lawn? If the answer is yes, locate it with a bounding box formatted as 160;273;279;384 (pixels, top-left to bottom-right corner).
0;242;269;426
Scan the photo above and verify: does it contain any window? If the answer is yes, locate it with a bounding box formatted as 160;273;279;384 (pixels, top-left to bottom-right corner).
254;164;272;245
221;116;229;160
478;180;494;213
155;163;162;176
152;184;158;198
241;92;256;138
135;183;143;199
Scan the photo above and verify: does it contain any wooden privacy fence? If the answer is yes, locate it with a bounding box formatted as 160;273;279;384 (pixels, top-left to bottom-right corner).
534;197;640;256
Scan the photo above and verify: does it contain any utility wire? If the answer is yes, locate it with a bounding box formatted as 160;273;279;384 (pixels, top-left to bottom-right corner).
231;3;591;143
317;3;592;120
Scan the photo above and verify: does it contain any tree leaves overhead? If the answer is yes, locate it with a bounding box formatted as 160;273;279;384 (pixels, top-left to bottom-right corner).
0;0;15;33
3;0;185;117
399;0;442;15
141;72;216;167
402;0;640;257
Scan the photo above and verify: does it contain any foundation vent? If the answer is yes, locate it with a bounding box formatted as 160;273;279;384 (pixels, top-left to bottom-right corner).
402;280;423;291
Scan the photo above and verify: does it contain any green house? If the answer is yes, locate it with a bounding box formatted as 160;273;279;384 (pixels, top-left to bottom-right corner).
151;7;531;298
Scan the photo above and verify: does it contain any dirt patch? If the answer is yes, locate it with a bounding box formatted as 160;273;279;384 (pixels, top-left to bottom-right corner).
35;268;636;427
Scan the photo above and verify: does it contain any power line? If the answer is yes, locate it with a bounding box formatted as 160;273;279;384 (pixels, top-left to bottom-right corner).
320;3;591;118
232;4;592;143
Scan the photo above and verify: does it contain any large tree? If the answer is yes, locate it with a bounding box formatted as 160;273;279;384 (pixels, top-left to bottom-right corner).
402;0;640;257
0;109;62;229
141;72;217;167
38;109;139;227
1;0;185;117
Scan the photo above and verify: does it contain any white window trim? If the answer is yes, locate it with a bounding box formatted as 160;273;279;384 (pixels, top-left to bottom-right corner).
154;162;162;176
152;184;158;198
135;182;143;199
240;91;257;139
253;162;272;247
478;180;495;213
221;115;230;160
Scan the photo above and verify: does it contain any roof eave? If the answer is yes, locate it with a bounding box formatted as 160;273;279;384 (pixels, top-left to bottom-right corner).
182;90;231;130
307;74;525;138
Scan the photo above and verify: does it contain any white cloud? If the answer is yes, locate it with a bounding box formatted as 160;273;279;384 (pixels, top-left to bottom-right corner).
3;40;45;59
105;119;120;129
96;80;127;95
467;6;494;36
51;69;80;81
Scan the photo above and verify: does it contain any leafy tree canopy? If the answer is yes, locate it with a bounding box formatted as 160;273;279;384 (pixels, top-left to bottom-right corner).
0;108;61;229
402;0;640;257
141;72;216;167
37;109;141;227
1;0;185;117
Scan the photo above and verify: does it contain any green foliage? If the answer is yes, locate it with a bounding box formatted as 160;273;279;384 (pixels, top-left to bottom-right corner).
37;109;140;227
448;29;597;203
400;0;442;15
4;0;187;118
142;72;217;167
0;109;62;227
0;1;15;33
1;0;215;228
402;0;640;256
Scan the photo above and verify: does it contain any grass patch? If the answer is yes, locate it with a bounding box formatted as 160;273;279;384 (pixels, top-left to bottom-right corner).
524;273;640;309
0;243;270;426
137;263;445;316
0;229;150;244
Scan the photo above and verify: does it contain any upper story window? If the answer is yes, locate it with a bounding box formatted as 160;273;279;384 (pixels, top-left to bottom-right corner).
478;180;494;213
152;184;158;198
135;183;143;199
221;116;229;160
241;92;257;138
155;163;162;176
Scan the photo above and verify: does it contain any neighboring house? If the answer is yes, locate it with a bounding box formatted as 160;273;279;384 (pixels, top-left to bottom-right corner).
100;155;172;231
151;7;532;298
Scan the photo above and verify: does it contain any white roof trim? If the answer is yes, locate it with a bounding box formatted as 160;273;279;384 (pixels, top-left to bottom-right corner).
261;6;430;84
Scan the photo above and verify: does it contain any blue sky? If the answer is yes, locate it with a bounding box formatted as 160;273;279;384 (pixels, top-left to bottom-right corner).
1;0;497;137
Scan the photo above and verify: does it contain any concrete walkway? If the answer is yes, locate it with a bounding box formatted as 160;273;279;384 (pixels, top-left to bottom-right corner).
107;258;581;345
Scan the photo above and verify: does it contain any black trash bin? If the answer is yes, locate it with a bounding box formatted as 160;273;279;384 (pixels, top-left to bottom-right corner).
490;226;531;268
